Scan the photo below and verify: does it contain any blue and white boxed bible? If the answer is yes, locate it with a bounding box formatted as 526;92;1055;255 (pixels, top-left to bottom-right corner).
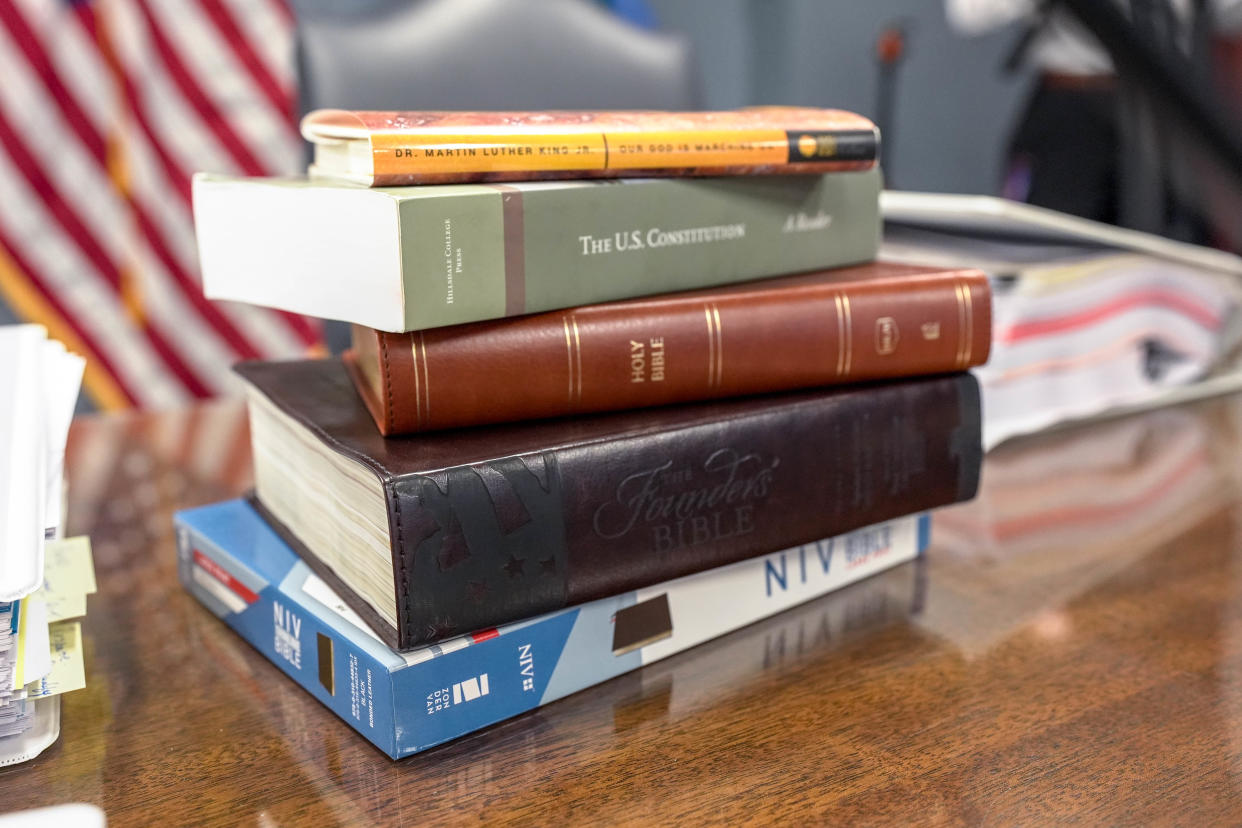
176;499;928;759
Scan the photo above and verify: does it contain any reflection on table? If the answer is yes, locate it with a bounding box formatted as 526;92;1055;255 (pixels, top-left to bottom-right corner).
2;396;1240;823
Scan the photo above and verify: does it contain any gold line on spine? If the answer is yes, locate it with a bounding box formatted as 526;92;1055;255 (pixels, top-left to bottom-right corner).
711;303;723;388
409;341;422;427
571;317;583;403
704;305;716;388
961;282;974;367
419;331;431;421
952;284;961;367
562;316;575;404
841;294;853;376
954;283;967;368
834;295;846;376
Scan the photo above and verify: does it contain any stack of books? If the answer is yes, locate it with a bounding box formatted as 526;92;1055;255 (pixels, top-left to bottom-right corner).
0;326;94;767
178;108;991;758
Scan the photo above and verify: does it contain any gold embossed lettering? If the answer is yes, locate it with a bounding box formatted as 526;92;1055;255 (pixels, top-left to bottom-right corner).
650;337;665;381
875;317;899;356
630;339;645;383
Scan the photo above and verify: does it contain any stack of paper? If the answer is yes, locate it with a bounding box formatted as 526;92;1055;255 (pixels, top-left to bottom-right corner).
0;326;90;767
881;192;1242;449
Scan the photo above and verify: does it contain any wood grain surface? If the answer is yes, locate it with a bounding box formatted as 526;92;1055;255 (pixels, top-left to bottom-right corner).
3;395;1242;826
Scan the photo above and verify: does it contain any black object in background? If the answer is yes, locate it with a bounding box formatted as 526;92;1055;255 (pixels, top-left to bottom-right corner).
874;21;911;184
1057;0;1242;245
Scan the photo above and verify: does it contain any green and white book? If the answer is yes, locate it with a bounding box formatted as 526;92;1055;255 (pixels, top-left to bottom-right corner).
193;169;880;332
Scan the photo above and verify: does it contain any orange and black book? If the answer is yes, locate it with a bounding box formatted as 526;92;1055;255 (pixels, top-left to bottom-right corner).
346;262;992;435
301;107;878;186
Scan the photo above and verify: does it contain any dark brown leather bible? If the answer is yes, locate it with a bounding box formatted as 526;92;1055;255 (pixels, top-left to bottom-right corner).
238;359;981;650
348;262;992;434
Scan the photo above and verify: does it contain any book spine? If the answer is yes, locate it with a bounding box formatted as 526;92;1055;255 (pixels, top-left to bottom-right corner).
389;373;979;648
305;108;879;185
364;269;991;434
387;516;924;755
397;170;881;330
368;128;876;185
179;507;922;758
174;520;400;758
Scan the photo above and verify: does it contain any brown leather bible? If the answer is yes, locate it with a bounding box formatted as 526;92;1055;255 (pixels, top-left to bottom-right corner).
238;359;982;650
347;262;991;435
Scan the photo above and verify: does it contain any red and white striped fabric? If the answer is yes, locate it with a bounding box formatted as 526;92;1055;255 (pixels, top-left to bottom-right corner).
0;0;321;410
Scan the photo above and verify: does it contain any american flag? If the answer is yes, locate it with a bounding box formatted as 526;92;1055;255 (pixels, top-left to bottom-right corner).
0;0;321;411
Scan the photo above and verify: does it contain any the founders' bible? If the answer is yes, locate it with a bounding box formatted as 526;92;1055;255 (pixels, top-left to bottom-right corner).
347;262;992;434
238;359;982;650
301;107;878;186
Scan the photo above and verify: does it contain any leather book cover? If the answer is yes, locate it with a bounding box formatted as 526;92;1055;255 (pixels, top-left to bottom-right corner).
348;262;991;434
238;359;981;650
302;107;877;185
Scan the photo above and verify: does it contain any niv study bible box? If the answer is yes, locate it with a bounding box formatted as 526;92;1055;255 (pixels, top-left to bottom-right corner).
177;499;927;758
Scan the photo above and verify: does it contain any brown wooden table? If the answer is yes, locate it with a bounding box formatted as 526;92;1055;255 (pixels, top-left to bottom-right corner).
3;395;1242;825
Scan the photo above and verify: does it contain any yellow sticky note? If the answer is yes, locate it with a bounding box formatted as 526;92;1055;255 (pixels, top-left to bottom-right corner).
26;621;85;699
44;593;87;624
42;536;96;596
35;537;96;621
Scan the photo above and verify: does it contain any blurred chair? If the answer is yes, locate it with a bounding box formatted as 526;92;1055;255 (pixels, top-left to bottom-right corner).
294;0;699;350
296;0;699;113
